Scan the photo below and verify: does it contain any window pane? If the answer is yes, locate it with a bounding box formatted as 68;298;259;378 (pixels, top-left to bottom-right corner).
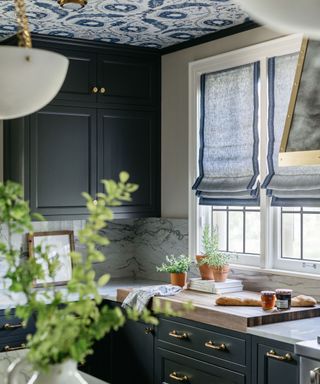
282;213;300;259
229;211;243;253
212;211;227;251
303;207;320;212
245;212;260;254
303;214;320;261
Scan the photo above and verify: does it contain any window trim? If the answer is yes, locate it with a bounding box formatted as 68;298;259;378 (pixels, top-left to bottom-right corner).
188;33;320;277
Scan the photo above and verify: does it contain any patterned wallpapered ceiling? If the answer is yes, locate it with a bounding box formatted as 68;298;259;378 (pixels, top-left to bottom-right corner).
0;0;249;49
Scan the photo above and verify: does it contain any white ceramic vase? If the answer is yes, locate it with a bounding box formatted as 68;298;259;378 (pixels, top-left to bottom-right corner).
7;358;87;384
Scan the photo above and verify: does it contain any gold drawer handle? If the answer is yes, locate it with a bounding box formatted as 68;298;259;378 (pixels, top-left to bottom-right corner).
169;372;188;382
205;340;227;351
91;86;99;94
3;322;23;330
266;350;293;362
169;330;188;340
4;343;26;352
99;87;106;94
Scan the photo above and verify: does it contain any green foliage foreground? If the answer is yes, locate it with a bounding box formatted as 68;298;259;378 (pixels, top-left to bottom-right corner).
0;174;162;371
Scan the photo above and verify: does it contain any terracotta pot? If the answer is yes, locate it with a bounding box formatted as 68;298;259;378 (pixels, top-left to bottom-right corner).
212;265;230;282
170;272;187;288
196;255;214;280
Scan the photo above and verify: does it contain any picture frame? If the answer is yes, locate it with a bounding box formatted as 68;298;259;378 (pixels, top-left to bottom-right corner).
27;230;75;287
279;38;320;166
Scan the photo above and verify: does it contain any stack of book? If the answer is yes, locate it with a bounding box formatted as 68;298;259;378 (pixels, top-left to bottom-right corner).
188;278;243;294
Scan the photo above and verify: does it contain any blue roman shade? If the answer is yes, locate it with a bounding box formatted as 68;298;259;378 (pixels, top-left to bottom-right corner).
262;53;320;206
193;62;260;206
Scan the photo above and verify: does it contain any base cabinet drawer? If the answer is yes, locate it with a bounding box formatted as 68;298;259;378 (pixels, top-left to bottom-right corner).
157;348;246;384
0;314;35;351
158;318;246;366
252;337;298;384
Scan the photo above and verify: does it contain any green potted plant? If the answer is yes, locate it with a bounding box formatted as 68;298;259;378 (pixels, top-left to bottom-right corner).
1;174;158;384
156;255;191;287
198;225;230;282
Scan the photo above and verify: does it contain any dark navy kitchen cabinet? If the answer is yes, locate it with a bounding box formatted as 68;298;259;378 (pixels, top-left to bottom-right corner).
3;35;161;220
112;319;155;384
97;54;159;107
28;106;97;218
97;109;160;217
252;336;298;384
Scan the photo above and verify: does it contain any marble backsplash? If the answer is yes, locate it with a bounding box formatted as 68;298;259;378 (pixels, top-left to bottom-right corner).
0;217;319;300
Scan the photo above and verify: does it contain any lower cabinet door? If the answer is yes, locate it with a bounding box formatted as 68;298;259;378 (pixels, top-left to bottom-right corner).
253;338;298;384
156;348;245;384
79;333;112;382
112;319;155;384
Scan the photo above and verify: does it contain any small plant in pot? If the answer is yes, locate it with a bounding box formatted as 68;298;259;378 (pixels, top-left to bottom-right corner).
156;255;191;288
198;225;230;282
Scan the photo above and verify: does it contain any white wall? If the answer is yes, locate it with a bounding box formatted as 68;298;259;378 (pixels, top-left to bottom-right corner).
161;26;283;218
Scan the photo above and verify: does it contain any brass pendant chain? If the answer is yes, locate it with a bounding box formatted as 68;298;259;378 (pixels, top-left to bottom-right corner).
14;0;32;48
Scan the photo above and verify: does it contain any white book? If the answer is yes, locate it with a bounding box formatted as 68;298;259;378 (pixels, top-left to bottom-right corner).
189;285;243;294
190;279;242;289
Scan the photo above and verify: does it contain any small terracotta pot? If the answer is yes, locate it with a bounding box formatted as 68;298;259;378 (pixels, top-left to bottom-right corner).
212;265;230;282
196;255;214;280
170;272;187;288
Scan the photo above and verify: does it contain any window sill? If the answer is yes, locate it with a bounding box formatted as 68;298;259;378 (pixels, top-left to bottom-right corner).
229;263;320;280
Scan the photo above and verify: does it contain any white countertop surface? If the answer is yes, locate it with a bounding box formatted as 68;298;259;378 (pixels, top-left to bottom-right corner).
0;277;165;310
247;317;320;344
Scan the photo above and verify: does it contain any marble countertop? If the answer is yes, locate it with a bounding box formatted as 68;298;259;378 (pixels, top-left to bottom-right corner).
247;317;320;344
0;277;165;310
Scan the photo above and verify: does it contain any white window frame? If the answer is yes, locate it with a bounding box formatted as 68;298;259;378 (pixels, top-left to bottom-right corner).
188;33;320;279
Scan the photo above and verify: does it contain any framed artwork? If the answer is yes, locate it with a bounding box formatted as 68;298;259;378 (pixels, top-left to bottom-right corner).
27;230;75;287
279;38;320;166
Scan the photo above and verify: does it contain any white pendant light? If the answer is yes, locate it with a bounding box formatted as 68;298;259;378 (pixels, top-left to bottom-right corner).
0;0;69;120
235;0;320;39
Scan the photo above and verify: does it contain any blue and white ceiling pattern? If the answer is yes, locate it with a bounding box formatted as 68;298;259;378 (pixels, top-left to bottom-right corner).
0;0;250;49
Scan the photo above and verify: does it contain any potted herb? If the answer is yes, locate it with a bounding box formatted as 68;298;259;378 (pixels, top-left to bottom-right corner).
197;225;230;282
156;255;191;287
1;175;158;384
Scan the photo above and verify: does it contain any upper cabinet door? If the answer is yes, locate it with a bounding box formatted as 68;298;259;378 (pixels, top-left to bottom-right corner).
97;109;160;217
97;54;159;107
29;105;97;218
52;49;97;103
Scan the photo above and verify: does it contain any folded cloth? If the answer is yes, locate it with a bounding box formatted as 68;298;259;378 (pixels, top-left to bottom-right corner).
121;285;182;313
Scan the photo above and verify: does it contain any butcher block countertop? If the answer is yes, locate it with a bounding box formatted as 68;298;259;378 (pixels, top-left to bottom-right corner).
117;288;320;333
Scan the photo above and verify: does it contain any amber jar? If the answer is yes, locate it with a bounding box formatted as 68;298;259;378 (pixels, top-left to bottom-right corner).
275;289;292;310
261;291;276;311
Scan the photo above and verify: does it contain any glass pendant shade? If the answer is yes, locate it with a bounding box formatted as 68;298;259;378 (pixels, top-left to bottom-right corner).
236;0;320;39
0;46;69;120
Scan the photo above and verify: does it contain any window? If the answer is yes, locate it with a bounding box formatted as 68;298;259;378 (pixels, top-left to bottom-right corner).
189;35;320;276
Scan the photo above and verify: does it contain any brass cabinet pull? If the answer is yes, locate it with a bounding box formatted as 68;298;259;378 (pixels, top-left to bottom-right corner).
169;372;188;382
266;349;293;362
205;340;227;351
310;367;320;384
3;323;23;330
145;327;153;335
91;86;99;94
4;343;26;352
169;330;188;340
99;87;106;94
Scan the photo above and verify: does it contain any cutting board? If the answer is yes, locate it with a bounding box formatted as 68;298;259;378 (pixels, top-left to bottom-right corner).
117;288;320;332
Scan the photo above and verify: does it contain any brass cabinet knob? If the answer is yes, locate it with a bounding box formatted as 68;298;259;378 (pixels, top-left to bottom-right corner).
92;86;99;94
169;330;189;340
169;372;188;382
144;327;153;335
266;349;293;362
99;87;106;94
205;340;227;351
